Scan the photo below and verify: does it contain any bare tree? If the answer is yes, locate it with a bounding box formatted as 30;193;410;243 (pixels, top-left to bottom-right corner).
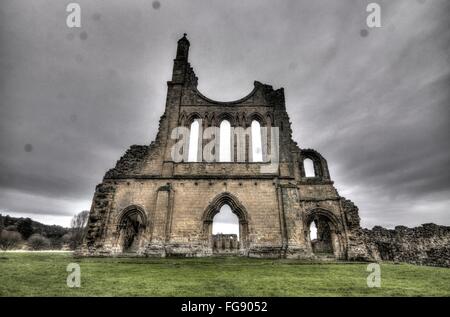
0;230;22;251
70;210;89;250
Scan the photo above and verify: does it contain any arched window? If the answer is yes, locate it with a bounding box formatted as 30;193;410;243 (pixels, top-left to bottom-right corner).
219;120;231;162
251;120;263;162
304;158;315;177
309;221;317;240
188;120;200;162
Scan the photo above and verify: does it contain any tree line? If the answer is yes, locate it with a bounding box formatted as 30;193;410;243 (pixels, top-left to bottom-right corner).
0;211;89;251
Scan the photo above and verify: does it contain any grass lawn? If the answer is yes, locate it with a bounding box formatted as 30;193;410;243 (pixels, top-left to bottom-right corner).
0;252;449;296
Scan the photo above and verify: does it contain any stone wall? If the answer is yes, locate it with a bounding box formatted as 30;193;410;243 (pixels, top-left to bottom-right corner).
349;224;450;267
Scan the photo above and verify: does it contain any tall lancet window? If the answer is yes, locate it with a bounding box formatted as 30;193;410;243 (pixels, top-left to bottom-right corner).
219;120;231;162
304;158;315;177
251;120;263;162
188;120;200;162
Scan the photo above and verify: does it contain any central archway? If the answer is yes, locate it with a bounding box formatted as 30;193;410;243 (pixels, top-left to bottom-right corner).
202;193;249;255
211;204;240;254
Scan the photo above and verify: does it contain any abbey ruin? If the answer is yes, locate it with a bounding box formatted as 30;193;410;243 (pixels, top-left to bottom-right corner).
81;35;449;266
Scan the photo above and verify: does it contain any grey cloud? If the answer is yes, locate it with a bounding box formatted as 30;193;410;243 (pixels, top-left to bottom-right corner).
0;0;449;227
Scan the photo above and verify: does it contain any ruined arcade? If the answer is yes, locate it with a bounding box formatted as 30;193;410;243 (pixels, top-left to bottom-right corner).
82;34;365;259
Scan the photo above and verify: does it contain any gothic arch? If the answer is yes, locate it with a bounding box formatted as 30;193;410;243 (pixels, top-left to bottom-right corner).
265;111;274;126
186;112;203;126
202;192;249;224
202;192;250;253
248;112;266;127
116;205;148;253
304;208;341;231
304;207;346;259
217;112;236;126
116;205;148;228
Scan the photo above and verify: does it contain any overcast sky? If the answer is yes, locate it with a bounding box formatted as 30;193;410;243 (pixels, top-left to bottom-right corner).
0;0;449;230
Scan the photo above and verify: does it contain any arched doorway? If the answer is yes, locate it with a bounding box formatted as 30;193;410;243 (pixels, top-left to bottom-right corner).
202;193;249;255
117;206;147;253
305;209;345;259
308;216;334;256
211;204;240;254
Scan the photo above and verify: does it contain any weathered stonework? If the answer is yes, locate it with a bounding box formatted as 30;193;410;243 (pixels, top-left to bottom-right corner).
350;224;450;267
80;35;449;267
212;234;239;254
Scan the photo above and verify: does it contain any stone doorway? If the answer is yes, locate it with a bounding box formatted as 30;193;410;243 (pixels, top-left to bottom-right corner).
202;193;249;256
212;204;240;255
306;209;344;259
309;217;334;257
117;206;147;253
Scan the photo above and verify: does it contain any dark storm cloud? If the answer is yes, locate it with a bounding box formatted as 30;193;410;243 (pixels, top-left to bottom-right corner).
0;0;448;227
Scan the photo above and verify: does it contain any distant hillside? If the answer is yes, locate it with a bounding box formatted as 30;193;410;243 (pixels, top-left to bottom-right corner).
0;213;69;241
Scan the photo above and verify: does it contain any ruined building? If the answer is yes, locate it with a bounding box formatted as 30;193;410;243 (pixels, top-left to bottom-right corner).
212;234;240;255
82;34;364;258
82;34;449;264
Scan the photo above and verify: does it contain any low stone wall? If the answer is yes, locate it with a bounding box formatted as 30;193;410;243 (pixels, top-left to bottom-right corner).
349;223;450;267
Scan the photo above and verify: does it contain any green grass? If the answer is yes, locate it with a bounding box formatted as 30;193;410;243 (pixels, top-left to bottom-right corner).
0;252;449;296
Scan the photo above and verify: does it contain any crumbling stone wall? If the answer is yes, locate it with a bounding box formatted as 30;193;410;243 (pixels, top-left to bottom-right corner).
104;145;149;179
352;224;450;267
84;182;117;255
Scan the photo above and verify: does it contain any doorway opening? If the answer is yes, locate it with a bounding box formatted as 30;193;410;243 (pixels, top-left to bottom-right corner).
308;215;334;257
118;207;146;253
212;204;239;254
202;193;249;256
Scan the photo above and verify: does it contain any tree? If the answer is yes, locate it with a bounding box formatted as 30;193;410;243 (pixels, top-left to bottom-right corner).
0;215;69;249
5;225;17;231
62;232;73;243
17;218;34;239
49;237;63;249
27;234;50;250
69;210;89;249
0;230;22;251
4;215;12;227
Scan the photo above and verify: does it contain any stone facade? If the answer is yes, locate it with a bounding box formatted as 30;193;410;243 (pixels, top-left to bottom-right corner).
80;35;448;266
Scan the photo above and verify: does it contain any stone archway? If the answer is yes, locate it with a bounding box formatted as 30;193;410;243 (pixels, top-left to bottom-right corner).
201;193;249;255
116;205;148;253
304;208;346;259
